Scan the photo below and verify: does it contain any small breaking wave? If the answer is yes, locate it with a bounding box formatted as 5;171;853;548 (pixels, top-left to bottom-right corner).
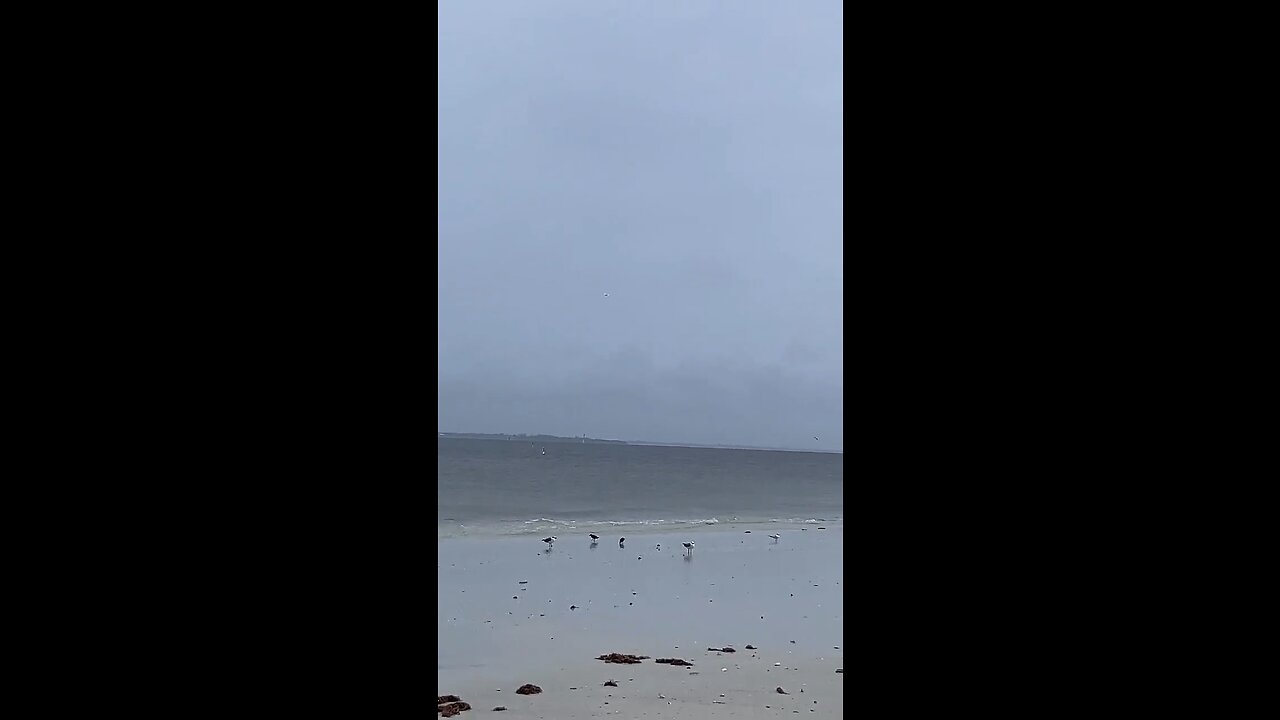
439;515;841;538
516;517;722;531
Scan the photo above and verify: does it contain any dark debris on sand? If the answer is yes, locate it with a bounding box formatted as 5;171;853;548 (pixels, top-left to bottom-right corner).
603;680;618;687
438;700;471;716
515;684;542;695
707;646;736;653
597;653;649;664
655;658;694;666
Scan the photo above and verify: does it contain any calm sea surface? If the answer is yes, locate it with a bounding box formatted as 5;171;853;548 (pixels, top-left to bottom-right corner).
438;438;842;537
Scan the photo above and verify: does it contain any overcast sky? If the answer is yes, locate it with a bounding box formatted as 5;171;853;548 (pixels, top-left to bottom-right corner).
438;0;843;451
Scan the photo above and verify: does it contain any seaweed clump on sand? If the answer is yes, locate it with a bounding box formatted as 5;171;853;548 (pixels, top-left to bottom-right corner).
438;696;471;716
597;653;649;664
655;658;694;666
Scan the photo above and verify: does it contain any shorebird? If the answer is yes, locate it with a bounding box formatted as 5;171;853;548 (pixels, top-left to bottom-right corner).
589;534;599;543
682;541;695;555
619;537;625;547
769;533;780;542
542;536;557;547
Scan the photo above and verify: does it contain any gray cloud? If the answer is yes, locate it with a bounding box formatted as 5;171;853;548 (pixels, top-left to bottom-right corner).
439;0;843;451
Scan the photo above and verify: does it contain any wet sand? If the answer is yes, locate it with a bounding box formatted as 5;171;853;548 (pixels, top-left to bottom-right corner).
439;524;843;718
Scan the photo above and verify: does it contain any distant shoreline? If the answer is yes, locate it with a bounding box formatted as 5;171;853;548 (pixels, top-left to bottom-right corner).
626;441;839;454
437;432;628;445
437;432;841;454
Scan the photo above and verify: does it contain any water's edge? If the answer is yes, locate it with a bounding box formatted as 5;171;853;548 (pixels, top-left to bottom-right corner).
439;516;843;539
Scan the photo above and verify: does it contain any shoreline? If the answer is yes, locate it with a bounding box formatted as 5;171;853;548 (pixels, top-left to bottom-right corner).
439;519;843;541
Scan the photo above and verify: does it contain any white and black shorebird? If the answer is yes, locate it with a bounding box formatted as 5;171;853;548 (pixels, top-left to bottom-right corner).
769;533;781;543
541;536;557;548
619;537;625;547
682;541;695;555
589;533;599;544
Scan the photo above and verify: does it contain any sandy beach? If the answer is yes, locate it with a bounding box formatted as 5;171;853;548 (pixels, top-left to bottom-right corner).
439;523;843;718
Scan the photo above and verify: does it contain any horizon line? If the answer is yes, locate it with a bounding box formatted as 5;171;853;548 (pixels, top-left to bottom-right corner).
437;430;842;454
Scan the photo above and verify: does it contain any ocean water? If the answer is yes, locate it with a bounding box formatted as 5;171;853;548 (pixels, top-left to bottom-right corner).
438;438;843;537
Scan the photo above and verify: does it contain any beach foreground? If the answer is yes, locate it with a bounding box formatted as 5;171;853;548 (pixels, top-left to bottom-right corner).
439;523;843;718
